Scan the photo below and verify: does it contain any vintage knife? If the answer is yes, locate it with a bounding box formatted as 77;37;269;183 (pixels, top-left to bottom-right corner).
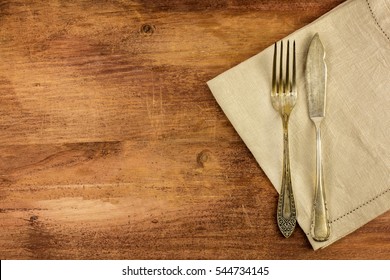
305;33;330;242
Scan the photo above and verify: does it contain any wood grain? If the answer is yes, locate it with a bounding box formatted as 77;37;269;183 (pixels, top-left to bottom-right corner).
0;0;389;259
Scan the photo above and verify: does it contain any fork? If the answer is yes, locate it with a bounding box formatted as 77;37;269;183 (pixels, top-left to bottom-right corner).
271;40;297;238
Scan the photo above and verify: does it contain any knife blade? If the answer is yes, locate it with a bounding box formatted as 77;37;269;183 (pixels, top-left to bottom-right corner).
306;33;327;120
305;33;331;242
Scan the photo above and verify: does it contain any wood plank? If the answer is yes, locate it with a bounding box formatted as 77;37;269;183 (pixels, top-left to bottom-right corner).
0;0;389;259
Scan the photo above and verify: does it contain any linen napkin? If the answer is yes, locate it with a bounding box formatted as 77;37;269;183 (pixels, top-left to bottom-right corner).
207;0;390;249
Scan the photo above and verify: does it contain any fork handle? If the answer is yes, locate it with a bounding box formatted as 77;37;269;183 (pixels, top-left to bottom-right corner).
277;118;297;238
311;122;330;241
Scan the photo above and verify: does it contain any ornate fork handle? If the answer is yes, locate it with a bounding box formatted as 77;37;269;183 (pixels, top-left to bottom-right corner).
277;115;297;238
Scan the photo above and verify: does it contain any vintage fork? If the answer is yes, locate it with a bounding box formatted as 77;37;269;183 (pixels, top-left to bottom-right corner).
271;41;297;238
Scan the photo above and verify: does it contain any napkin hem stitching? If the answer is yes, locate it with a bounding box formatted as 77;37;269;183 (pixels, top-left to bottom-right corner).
304;188;390;235
331;188;390;223
365;0;390;42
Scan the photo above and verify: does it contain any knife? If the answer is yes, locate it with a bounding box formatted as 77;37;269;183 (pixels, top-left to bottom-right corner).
305;33;331;242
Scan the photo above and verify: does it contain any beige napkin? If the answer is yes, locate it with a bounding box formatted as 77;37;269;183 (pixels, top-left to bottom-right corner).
207;0;390;250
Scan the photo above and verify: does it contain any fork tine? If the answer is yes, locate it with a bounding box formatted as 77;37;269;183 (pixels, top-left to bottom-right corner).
286;40;290;93
279;41;283;93
292;40;296;92
272;43;277;94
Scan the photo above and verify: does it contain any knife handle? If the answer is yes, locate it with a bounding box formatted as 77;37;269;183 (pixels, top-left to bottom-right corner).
311;123;330;241
277;118;297;238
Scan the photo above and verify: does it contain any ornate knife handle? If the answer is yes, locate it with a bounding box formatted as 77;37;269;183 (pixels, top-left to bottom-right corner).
311;123;330;241
277;119;297;238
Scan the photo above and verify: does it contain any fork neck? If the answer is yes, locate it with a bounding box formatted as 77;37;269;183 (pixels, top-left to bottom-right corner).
282;114;290;133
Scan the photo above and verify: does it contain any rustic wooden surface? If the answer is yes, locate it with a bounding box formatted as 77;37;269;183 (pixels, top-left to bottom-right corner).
0;0;389;260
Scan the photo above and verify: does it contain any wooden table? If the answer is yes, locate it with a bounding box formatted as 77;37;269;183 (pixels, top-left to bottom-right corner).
0;0;389;260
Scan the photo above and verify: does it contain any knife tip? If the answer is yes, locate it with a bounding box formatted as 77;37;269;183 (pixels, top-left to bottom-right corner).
309;33;325;55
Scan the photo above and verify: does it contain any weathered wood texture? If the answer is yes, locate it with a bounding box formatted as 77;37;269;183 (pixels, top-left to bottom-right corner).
0;0;389;259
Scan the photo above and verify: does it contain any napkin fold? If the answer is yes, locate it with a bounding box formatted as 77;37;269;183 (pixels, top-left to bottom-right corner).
207;0;390;249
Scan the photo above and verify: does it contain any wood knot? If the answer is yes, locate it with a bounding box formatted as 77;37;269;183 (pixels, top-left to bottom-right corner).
140;24;155;35
197;150;211;167
29;215;38;223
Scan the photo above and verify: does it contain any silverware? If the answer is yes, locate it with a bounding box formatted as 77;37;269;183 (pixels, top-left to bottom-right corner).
271;40;297;238
305;33;331;242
